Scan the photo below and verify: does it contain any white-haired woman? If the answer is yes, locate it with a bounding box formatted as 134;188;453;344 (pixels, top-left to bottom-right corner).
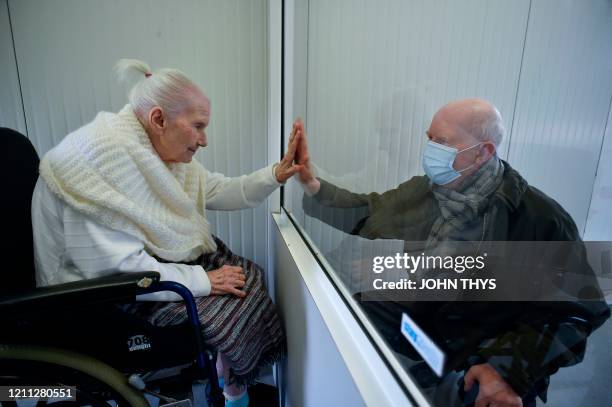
32;59;300;406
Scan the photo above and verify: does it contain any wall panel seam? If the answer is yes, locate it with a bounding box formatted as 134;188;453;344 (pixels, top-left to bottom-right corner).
304;0;310;131
584;93;612;236
506;0;532;160
6;0;28;137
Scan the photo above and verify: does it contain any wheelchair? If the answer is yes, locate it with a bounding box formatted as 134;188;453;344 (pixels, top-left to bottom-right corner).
0;127;224;406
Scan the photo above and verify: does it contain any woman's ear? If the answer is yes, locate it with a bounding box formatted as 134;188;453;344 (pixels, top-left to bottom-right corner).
148;107;166;135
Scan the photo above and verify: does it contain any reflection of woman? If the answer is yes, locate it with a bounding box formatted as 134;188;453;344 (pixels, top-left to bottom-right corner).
32;59;301;405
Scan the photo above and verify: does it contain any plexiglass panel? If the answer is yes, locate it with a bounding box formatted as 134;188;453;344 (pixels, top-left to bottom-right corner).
284;1;612;405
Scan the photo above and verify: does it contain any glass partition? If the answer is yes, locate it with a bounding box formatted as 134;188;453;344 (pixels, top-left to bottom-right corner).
283;0;612;405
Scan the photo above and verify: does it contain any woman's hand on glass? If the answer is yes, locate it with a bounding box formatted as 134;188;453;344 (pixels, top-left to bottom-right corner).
207;265;247;297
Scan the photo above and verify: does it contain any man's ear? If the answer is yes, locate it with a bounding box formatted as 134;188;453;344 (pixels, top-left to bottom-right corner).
475;141;496;165
148;107;166;135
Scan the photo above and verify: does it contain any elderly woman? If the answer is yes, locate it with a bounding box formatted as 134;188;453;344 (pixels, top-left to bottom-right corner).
31;59;300;406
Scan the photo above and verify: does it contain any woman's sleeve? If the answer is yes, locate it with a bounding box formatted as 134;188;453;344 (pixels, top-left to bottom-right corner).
64;208;212;302
205;164;282;210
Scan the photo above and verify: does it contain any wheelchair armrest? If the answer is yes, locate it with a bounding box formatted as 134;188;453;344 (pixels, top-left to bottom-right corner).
0;271;160;317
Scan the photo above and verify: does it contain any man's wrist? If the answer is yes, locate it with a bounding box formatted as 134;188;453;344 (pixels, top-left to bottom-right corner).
303;177;320;196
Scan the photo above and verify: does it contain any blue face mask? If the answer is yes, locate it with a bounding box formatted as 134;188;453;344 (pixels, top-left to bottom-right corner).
422;140;481;185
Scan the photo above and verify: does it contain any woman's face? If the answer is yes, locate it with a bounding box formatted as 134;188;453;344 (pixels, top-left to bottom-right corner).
152;94;210;163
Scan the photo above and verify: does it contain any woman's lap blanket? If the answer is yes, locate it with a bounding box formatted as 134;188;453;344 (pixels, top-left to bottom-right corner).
124;236;286;384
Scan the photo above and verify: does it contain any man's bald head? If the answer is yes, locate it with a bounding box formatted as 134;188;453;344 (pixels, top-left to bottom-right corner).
432;98;505;147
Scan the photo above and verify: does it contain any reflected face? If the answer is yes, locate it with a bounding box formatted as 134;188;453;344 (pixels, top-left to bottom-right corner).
156;94;210;163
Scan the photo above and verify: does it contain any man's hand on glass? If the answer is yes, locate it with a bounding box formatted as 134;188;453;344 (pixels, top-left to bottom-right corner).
290;118;320;195
207;265;247;297
464;363;522;407
275;122;304;183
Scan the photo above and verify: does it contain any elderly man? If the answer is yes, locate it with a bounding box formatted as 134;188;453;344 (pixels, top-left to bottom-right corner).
293;98;609;407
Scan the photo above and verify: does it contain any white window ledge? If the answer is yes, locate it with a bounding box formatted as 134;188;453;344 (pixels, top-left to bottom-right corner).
273;210;430;406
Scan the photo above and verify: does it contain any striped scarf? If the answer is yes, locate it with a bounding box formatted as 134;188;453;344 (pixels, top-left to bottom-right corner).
426;156;504;249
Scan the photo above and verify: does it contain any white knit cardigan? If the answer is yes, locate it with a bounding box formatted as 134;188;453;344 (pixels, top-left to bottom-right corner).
40;105;219;262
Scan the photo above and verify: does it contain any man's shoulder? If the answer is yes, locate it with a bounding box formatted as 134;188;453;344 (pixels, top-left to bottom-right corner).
497;161;580;239
519;183;580;239
521;184;569;218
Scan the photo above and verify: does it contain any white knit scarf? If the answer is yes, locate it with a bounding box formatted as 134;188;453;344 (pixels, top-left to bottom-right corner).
40;104;217;262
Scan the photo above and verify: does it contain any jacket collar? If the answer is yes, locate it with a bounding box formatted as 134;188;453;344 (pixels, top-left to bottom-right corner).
493;160;528;211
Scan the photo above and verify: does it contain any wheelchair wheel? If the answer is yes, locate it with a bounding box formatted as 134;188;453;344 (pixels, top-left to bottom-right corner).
0;344;149;406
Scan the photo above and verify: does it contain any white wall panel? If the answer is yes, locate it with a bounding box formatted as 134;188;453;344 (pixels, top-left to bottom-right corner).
286;0;612;252
286;0;531;260
10;0;270;268
0;0;26;134
507;0;612;235
304;0;529;192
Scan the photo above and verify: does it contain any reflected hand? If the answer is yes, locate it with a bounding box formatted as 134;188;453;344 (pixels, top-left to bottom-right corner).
275;120;304;183
207;265;247;297
464;363;522;407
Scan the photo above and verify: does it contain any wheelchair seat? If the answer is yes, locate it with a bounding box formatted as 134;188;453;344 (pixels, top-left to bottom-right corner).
0;127;223;406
